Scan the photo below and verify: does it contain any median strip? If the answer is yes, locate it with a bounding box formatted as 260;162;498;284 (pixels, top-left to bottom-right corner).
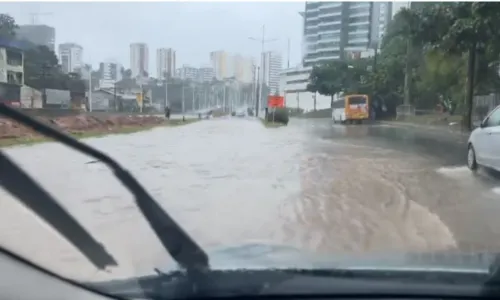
0;115;199;148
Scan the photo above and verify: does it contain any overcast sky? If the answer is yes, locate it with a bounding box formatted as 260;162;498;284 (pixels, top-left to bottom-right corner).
0;1;305;71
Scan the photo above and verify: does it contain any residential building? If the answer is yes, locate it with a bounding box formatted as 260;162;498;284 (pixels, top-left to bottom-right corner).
130;43;149;78
233;55;254;83
261;51;282;95
177;65;199;81
0;39;24;105
279;65;331;111
79;63;91;80
156;48;176;79
281;2;392;110
302;1;392;66
198;66;215;82
15;25;56;52
99;61;121;81
210;50;231;80
59;43;83;74
98;61;122;88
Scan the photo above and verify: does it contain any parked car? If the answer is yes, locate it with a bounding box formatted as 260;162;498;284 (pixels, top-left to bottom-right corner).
467;105;500;172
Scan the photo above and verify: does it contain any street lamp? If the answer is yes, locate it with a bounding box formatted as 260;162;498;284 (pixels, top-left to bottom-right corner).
249;25;278;117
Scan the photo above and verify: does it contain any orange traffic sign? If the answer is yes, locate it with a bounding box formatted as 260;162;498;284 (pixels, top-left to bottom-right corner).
267;95;284;108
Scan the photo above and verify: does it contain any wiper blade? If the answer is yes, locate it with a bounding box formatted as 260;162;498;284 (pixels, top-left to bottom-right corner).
0;151;117;269
0;104;209;272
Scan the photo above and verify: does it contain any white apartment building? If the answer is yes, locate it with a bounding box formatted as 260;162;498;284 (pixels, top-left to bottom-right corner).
280;2;391;110
0;41;24;86
177;65;199;81
156;48;176;79
59;43;83;74
198;66;215;82
302;2;392;66
233;55;254;83
279;65;331;111
261;51;282;95
130;43;149;78
210;50;232;80
98;61;122;88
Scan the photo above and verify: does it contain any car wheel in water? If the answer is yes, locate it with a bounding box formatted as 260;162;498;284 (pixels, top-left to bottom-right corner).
467;144;478;171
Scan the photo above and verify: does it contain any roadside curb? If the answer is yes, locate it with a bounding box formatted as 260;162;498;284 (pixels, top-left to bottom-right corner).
379;121;471;137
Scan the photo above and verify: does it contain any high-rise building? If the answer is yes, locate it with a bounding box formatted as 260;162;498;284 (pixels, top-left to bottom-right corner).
210;51;231;80
302;2;392;66
261;51;282;95
99;61;121;81
130;43;149;78
198;66;215;83
97;61;122;88
279;2;392;111
16;25;56;52
177;65;199;81
233;55;254;83
156;48;176;79
58;43;83;74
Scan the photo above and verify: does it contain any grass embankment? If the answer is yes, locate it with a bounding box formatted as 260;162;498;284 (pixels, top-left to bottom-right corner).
296;108;332;119
0;119;199;148
383;114;470;133
259;118;286;128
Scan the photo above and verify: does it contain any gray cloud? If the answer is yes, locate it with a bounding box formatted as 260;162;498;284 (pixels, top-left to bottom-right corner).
1;1;304;70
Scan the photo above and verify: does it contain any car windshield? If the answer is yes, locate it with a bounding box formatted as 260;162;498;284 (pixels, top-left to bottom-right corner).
3;1;500;298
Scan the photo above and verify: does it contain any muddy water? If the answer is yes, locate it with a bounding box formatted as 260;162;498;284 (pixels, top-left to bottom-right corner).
0;117;491;283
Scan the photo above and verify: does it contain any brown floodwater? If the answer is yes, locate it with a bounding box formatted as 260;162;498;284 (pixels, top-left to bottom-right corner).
1;117;499;282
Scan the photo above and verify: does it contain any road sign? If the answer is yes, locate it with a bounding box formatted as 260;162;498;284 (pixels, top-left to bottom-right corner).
136;93;143;105
267;95;284;108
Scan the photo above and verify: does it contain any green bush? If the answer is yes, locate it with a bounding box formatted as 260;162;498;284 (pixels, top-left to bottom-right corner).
266;108;289;125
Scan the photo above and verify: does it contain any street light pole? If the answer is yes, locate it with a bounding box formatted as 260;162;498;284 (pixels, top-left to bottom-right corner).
87;64;93;112
192;85;195;113
182;85;185;116
165;75;169;109
249;25;278;117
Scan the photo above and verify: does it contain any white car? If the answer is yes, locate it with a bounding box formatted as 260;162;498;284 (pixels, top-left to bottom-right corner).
467;105;500;172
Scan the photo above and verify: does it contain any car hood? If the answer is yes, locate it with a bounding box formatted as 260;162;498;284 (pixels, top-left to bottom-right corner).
90;243;496;289
200;243;494;273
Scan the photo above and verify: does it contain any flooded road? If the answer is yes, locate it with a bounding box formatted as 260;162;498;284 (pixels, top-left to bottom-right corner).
0;117;499;282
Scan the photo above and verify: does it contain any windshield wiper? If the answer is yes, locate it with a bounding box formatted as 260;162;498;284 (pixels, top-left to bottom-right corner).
0;150;117;269
0;104;209;273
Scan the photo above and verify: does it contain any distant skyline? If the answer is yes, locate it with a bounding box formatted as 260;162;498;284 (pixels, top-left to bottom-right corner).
0;2;304;71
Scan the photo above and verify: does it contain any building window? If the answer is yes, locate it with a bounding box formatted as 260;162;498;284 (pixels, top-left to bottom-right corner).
6;50;22;66
7;71;23;85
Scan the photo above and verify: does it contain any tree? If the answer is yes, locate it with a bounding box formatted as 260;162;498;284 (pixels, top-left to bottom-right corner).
0;14;18;38
411;2;500;129
307;60;348;109
121;68;132;80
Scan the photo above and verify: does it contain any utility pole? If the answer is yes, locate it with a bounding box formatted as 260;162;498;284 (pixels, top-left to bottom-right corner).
192;85;195;112
182;85;185;116
165;74;169;109
88;65;93;112
255;66;260;115
249;25;278;117
403;0;413;107
113;82;117;112
40;63;49;108
287;38;291;68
